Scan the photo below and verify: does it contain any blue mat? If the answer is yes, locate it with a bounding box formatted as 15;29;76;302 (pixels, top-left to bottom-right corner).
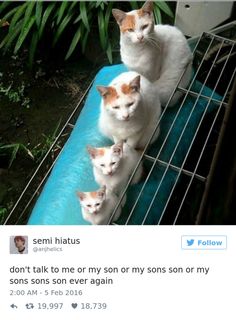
28;64;222;225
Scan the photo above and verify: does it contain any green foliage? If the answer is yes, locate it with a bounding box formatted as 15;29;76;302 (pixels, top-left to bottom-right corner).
0;143;34;168
0;80;30;108
0;206;8;224
0;1;173;66
0;119;61;168
31;119;61;163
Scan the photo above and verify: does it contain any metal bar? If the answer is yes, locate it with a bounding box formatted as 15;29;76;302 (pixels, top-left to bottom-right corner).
187;21;236;47
196;77;236;224
177;87;228;107
204;31;236;44
7;24;236;226
123;34;216;225
142;38;229;225
4;80;93;225
144;155;206;182
173;60;236;224
161;42;235;225
107;33;205;224
14;147;66;225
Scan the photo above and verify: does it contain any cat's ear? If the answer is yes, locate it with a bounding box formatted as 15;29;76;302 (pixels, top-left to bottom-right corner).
98;185;106;199
97;86;118;104
97;86;109;97
87;145;97;159
112;9;126;26
129;75;141;92
141;1;154;15
76;191;86;201
112;141;123;156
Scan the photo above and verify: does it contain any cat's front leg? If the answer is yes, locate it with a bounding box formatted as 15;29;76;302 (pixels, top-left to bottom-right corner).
112;135;119;144
126;132;144;149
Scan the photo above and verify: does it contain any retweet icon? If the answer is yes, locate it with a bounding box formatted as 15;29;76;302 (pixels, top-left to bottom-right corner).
187;239;194;246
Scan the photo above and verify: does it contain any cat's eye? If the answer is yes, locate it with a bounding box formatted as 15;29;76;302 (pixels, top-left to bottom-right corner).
126;102;134;107
112;105;120;109
95;203;100;206
128;28;134;32
100;164;105;167
87;204;92;208
111;162;116;165
141;24;148;30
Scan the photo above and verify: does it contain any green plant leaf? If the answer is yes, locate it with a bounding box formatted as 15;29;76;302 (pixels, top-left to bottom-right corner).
130;2;139;10
98;9;106;50
65;25;81;60
95;1;103;9
21;144;34;159
0;1;13;15
14;16;35;54
81;28;89;53
68;1;78;13
155;2;174;18
53;13;72;46
12;1;36;54
1;6;19;22
9;2;27;33
35;1;43;29
9;144;19;167
79;1;90;31
0;19;23;51
1;143;20;168
73;13;82;25
29;32;39;67
38;2;56;40
104;1;113;28
106;41;113;64
22;1;36;30
153;5;162;24
56;1;69;25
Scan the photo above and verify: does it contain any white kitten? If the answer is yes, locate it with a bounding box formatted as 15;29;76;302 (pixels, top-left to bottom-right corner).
112;1;193;107
76;186;121;225
87;141;142;195
97;71;161;149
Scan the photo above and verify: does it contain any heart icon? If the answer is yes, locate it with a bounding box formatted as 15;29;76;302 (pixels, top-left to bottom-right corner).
71;303;77;309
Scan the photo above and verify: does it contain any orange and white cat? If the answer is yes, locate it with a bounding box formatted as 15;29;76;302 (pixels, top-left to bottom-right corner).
87;141;142;195
76;186;121;225
97;71;161;149
112;1;192;107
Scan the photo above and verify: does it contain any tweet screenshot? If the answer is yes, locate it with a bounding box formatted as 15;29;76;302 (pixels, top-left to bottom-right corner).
0;226;234;320
1;0;236;319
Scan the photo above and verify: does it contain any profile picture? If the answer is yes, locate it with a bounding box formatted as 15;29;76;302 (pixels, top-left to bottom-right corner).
10;236;28;254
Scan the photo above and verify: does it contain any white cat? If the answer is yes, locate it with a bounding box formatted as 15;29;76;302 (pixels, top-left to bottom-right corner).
76;186;121;225
97;71;161;149
112;1;193;107
87;141;143;195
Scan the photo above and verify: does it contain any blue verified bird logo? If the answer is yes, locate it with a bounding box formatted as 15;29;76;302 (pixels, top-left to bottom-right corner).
187;239;194;246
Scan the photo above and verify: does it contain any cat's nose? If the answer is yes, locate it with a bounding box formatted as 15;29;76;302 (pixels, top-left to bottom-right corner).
107;169;112;175
137;35;144;42
122;115;129;120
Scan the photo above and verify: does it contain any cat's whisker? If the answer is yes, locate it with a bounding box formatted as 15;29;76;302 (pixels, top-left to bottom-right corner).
146;36;161;51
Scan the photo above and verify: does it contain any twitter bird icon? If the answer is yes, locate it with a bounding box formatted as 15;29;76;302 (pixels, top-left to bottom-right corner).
187;239;194;246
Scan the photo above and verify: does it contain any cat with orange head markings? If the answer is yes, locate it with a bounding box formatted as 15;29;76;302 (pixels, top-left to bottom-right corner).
97;71;161;149
112;1;192;107
87;141;142;195
76;186;121;225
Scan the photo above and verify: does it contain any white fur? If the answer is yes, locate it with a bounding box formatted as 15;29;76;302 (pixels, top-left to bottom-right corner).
98;71;161;149
77;187;121;225
117;7;193;107
88;142;143;195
